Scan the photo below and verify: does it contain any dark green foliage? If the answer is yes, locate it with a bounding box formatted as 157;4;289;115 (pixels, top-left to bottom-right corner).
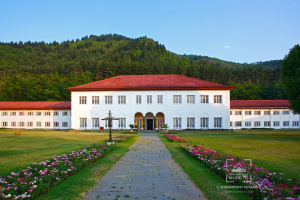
281;44;300;112
0;34;287;101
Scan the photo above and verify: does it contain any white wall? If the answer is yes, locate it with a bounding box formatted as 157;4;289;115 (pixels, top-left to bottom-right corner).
71;90;231;130
0;110;71;129
230;109;300;129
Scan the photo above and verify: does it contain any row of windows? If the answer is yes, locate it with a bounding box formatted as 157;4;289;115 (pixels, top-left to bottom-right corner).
231;121;299;127
79;95;223;105
1;111;69;117
1;121;69;127
173;117;222;129
79;118;126;128
231;110;298;116
79;117;222;129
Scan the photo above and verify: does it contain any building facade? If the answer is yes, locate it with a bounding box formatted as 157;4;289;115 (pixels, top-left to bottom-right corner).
68;75;233;130
230;100;300;129
0;75;299;130
0;102;71;129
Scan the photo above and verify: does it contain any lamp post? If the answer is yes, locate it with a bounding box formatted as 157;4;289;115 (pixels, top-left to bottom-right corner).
101;110;120;145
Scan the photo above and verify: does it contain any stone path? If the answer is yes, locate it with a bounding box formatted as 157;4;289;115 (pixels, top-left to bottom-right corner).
83;133;206;200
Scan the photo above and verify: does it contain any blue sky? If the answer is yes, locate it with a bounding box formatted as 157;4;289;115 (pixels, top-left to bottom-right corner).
1;0;299;63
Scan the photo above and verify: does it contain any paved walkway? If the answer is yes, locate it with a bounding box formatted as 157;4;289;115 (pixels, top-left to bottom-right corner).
83;133;206;200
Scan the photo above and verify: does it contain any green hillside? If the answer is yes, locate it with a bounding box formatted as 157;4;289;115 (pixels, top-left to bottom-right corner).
0;34;286;101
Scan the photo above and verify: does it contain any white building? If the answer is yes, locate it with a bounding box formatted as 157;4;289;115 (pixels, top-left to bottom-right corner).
230;100;300;129
0;102;71;129
0;75;299;130
67;75;234;130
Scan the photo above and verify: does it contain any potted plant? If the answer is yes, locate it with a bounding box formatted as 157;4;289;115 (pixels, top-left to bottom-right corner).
129;124;134;132
164;124;169;133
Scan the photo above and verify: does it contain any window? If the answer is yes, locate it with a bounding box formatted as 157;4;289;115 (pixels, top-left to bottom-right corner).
62;122;68;127
36;112;41;116
36;122;42;127
214;95;222;104
273;111;279;115
282;111;289;115
187;118;195;129
10;112;16;116
264;121;270;127
62;111;68;116
137;119;142;128
44;111;51;116
157;118;163;128
54;122;59;127
173;95;181;104
19;122;25;127
92;96;99;104
105;96;113;104
230;111;232;115
230;121;232;127
27;112;33;116
147;95;152;104
92;118;99;128
264;111;270;115
235;121;242;127
254;121;261;127
27;122;33;127
19;112;24;116
200;95;209;104
118;96;126;104
214;118;222;128
283;121;289;127
254;111;261;115
173;118;181;129
200;118;209;128
79;96;87;104
273;121;280;127
45;122;51;127
80;118;87;128
11;122;16;127
118;118;126;128
2;112;8;116
136;95;142;104
245;121;251;127
235;111;242;115
105;120;113;128
53;111;59;116
187;95;195;104
293;111;299;115
292;121;299;127
2;122;8;127
245;111;251;115
157;95;163;104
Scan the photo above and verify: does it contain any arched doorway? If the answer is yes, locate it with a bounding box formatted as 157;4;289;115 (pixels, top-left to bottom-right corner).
134;112;143;129
145;112;154;130
155;112;165;129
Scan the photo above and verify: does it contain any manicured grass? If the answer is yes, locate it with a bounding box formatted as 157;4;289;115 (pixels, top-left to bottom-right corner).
159;130;300;200
0;129;139;199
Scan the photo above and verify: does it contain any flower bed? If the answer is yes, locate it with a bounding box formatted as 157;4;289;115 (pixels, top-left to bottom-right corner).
163;134;188;143
182;145;299;199
112;134;132;142
0;143;115;199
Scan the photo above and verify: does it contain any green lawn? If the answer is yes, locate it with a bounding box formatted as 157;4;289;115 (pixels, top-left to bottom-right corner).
0;129;139;199
159;130;300;200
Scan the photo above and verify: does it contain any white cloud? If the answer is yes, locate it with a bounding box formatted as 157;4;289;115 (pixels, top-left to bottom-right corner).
223;45;231;49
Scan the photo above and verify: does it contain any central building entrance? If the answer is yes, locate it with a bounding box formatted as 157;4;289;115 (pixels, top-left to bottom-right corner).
145;112;154;130
147;119;154;130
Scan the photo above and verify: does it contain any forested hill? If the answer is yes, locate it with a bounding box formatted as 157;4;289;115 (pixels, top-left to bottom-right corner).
0;34;286;101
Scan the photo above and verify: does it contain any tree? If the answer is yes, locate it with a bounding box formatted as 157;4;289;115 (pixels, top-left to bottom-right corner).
281;44;300;112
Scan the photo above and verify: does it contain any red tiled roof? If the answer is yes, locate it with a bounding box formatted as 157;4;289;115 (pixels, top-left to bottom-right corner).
0;101;71;110
67;75;234;91
230;100;290;109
